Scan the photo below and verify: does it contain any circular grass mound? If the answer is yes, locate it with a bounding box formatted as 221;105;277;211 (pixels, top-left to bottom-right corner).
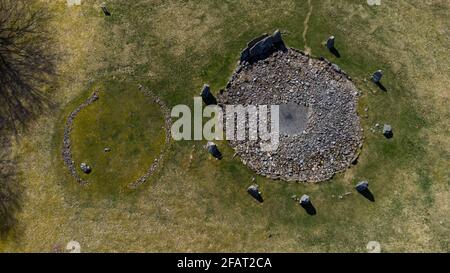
69;81;166;192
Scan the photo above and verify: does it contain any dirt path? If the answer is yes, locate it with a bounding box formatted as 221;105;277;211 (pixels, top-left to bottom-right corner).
302;0;313;54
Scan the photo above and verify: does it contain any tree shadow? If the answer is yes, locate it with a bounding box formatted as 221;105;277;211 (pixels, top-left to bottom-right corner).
358;189;375;202
0;136;24;241
0;0;56;133
328;46;341;58
300;202;317;215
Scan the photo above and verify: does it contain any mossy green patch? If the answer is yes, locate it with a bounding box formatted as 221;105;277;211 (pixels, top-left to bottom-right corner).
70;81;165;195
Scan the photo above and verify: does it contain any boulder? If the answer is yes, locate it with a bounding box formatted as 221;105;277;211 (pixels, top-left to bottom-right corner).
200;84;217;105
206;141;223;160
299;194;311;205
100;3;111;16
372;70;383;83
326;36;335;49
247;184;263;202
80;162;91;174
355;181;369;192
240;30;286;63
383;124;393;138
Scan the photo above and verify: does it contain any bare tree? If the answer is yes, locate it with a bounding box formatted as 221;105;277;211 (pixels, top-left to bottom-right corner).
0;0;55;132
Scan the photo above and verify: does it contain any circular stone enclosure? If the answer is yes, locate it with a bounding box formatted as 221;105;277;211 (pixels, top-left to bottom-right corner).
218;48;363;182
67;82;167;192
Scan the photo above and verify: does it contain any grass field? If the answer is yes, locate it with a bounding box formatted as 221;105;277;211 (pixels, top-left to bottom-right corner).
0;0;448;252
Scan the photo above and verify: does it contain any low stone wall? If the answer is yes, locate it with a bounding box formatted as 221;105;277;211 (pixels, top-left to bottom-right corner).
62;91;99;185
62;85;171;188
127;84;172;189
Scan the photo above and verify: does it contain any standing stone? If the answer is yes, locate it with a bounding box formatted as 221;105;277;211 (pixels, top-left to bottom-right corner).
100;3;111;16
355;181;369;192
247;184;263;202
382;124;393;138
372;70;383;83
200;84;217;105
206;141;223;160
299;194;311;206
326;36;335;49
272;29;282;44
80;162;91;174
240;30;286;63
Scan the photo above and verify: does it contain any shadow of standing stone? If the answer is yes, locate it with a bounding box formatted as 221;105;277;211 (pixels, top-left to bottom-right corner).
383;124;393;139
299;194;316;215
100;3;111;16
355;181;375;202
247;184;263;203
326;36;341;58
200;84;217;105
206;141;223;160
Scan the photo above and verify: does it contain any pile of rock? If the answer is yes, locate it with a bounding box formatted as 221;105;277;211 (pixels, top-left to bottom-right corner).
218;34;363;182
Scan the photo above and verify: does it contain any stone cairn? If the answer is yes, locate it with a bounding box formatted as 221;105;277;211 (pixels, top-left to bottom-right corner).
62;91;99;185
217;31;363;182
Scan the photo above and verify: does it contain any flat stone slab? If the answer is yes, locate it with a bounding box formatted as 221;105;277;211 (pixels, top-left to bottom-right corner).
279;103;310;136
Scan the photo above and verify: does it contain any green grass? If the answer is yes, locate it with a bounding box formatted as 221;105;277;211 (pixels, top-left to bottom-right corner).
0;0;448;252
70;81;166;195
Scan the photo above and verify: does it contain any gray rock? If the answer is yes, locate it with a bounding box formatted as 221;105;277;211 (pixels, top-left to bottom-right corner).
355;180;369;192
240;30;286;63
372;70;383;83
206;141;223;160
272;29;282;44
326;36;335;49
247;184;263;202
383;124;393;138
80;162;91;174
300;194;310;205
200;84;217;105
